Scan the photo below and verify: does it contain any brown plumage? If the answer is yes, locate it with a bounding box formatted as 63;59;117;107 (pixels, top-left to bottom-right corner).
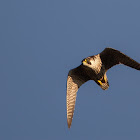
66;48;140;128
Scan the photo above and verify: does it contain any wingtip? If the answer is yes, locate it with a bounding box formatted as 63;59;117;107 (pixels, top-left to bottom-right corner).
68;125;71;129
67;119;72;129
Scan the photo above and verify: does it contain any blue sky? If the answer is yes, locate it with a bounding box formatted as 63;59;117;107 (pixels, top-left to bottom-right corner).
0;0;140;140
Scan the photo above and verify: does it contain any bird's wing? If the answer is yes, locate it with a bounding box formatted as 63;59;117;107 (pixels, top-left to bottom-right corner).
67;65;90;128
100;48;140;70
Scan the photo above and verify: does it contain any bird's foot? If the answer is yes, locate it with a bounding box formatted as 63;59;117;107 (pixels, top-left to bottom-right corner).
97;80;102;85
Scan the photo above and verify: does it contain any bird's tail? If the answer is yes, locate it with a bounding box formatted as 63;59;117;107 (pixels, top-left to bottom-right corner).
96;74;109;90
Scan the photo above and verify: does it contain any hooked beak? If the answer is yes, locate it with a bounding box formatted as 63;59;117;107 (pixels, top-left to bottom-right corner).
82;59;91;65
82;59;87;64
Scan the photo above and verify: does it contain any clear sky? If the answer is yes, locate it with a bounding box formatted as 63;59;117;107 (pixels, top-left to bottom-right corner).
0;0;140;140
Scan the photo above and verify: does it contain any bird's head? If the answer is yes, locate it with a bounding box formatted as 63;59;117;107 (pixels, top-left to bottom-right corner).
82;56;97;68
82;58;92;66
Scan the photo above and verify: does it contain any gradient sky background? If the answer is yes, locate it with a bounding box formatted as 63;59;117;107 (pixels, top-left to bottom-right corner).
0;0;140;140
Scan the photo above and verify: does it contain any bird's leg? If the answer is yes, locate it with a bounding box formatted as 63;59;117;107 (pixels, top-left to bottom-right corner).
97;75;107;85
97;80;103;85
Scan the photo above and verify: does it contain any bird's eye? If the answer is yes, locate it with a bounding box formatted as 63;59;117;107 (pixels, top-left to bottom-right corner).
82;59;91;65
87;59;91;65
88;61;91;65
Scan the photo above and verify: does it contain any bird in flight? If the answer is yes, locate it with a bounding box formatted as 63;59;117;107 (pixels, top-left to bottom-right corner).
66;48;140;128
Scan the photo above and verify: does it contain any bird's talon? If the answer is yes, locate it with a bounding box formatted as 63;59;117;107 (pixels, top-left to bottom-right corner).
97;80;102;85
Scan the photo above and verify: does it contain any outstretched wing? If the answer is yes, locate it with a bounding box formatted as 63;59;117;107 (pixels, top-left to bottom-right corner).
67;65;90;128
100;48;140;70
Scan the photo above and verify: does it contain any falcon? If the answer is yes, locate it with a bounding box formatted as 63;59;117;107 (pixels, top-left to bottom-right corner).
66;48;140;128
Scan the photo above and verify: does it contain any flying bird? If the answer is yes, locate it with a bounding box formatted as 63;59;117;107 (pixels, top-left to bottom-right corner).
66;48;140;128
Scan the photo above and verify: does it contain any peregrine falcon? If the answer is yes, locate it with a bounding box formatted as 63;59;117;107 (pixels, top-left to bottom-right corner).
66;48;140;128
